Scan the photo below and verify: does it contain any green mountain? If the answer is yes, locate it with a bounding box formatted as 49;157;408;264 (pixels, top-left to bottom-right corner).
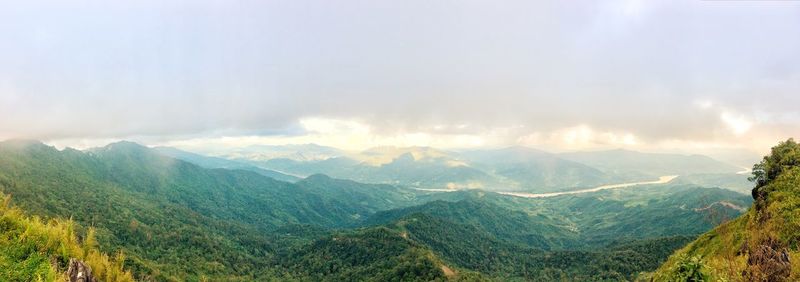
261;156;361;178
652;139;800;281
257;146;625;192
560;149;741;178
359;212;693;281
365;199;580;250
153;146;301;182
280;226;480;281
404;184;751;247
295;174;420;216
674;172;753;194
261;153;499;190
460;146;614;192
0;139;754;281
250;146;744;193
558;149;753;193
0;140;421;280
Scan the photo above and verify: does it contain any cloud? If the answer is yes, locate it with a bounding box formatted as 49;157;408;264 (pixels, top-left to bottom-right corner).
720;112;753;136
0;1;798;153
157;117;489;152
694;100;714;109
516;125;638;152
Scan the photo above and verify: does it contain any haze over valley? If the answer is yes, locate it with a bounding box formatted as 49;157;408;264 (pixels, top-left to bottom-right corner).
1;1;799;281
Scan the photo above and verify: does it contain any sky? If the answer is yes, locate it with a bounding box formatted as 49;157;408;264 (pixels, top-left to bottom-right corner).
1;0;799;156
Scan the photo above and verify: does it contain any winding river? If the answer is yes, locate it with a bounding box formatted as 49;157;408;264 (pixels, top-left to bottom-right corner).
497;175;679;198
416;175;679;198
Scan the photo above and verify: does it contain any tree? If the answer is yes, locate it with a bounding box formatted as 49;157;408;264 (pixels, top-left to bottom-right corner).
749;138;800;200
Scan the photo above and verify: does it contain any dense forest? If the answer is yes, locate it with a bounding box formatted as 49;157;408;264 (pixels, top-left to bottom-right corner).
0;140;751;281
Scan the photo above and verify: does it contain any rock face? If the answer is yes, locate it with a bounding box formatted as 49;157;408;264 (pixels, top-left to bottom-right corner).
67;258;97;282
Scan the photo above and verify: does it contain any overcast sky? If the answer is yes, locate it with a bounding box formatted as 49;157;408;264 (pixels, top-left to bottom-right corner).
1;0;798;155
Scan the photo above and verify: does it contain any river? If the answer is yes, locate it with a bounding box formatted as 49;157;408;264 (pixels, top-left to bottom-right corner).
497;175;679;198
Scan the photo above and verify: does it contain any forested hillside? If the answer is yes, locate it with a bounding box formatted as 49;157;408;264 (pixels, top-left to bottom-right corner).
366;199;580;250
0;140;411;280
0;193;133;281
653;139;800;281
398;185;751;247
0;140;752;281
405;218;692;280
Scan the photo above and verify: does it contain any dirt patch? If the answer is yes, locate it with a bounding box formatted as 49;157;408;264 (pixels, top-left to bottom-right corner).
441;265;456;278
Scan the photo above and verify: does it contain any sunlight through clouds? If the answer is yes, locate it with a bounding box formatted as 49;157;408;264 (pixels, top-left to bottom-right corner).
0;0;795;156
159;117;489;152
720;112;753;136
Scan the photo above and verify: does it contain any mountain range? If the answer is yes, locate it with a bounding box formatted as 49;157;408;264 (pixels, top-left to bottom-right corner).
0;139;756;281
213;143;746;193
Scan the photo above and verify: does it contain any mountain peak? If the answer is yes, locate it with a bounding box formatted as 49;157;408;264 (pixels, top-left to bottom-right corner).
0;139;56;152
105;140;147;148
88;141;151;154
0;139;46;147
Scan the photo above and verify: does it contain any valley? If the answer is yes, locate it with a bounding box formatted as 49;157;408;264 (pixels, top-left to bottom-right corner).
2;2;795;280
0;140;755;281
497;174;679;198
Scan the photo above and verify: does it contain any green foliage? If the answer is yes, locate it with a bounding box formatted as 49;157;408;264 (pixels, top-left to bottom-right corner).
0;193;133;282
750;138;800;192
411;185;750;248
671;255;710;281
282;227;455;281
366;199;579;250
296;174;421;216
0;141;382;280
376;211;694;281
654;138;800;281
0;140;753;281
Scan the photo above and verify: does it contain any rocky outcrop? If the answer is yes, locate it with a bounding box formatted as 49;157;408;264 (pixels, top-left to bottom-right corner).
67;258;97;282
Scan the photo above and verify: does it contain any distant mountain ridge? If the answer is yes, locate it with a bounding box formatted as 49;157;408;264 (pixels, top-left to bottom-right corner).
210;143;746;193
153;146;301;182
560;149;742;177
219;143;345;161
243;145;618;192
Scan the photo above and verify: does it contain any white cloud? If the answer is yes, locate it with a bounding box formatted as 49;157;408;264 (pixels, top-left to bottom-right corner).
2;1;796;154
299;117;369;135
694;100;714;109
720;112;753;136
159;117;490;152
620;0;646;18
516;125;639;151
